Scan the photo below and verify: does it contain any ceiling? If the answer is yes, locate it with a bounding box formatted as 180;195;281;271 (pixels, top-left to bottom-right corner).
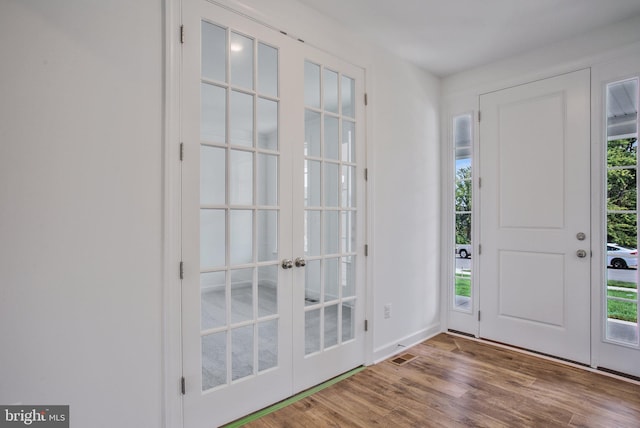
296;0;640;77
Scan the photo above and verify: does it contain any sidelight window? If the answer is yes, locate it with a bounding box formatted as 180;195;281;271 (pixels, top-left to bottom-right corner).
605;77;639;346
453;113;473;312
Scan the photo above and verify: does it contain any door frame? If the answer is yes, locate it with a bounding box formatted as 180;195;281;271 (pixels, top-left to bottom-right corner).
162;1;372;426
444;49;640;377
163;0;185;426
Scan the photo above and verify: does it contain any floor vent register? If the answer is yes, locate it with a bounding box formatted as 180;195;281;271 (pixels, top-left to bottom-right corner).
390;353;418;366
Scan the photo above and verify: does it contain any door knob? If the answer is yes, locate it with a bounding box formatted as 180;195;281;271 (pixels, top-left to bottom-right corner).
295;257;306;267
281;259;293;269
576;249;587;258
576;232;586;241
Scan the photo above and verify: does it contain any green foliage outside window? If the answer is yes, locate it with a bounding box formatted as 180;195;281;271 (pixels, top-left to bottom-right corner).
455;165;472;245
607;138;637;248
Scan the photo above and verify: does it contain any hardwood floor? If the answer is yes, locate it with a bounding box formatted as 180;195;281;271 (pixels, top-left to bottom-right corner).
244;333;640;427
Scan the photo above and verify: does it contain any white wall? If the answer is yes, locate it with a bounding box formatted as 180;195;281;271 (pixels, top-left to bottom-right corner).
217;0;442;359
0;1;164;427
0;0;441;425
368;50;441;359
443;15;640;96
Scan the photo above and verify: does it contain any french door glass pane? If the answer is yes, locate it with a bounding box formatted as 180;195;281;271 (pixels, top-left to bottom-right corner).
305;110;321;157
257;210;278;262
342;76;355;118
324;304;339;348
305;309;321;354
257;98;278;150
324;116;339;160
304;62;320;109
258;319;278;371
305;160;321;207
324;211;339;254
324;163;339;207
323;69;339;114
230;150;253;205
201;271;226;330
305;210;321;256
201;83;226;143
202;332;226;390
201;209;226;269
342;256;356;297
232;325;254;380
342;166;355;207
258;43;278;97
257;153;278;206
341;211;355;253
230;210;253;265
605;78;639;346
201;145;226;205
230;32;254;89
342;301;355;341
342;120;355;162
258;265;278;317
324;257;339;301
305;259;321;306
230;91;254;147
201;21;226;82
231;268;254;323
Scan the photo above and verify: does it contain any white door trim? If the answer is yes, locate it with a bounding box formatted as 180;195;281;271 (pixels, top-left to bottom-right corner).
163;0;185;426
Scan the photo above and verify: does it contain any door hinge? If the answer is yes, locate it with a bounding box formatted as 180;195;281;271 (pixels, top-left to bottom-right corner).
364;244;369;256
179;142;184;161
364;168;368;181
478;311;481;322
364;319;368;332
478;177;481;188
478;244;482;255
478;111;481;122
180;25;185;44
364;93;368;106
181;377;186;395
179;261;184;280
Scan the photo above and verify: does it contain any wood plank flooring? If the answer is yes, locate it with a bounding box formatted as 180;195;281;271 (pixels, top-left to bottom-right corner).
244;333;640;427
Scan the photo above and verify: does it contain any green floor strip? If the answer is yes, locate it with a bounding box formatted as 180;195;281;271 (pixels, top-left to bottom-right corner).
223;366;367;427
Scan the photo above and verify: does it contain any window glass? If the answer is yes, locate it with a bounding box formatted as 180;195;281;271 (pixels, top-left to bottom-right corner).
453;113;473;312
605;78;639;345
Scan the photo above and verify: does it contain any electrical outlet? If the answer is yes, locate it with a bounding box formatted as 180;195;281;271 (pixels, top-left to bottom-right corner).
384;303;392;319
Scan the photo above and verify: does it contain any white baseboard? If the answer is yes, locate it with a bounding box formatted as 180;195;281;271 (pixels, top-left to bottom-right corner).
370;323;442;364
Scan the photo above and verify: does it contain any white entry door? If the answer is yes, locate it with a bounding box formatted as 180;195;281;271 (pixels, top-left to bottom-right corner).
180;2;366;427
478;69;591;364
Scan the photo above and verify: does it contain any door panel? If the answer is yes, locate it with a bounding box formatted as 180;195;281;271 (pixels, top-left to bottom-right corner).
479;69;591;364
182;3;295;426
293;53;365;393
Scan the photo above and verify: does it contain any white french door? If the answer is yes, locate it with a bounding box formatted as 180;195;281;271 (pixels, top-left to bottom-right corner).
478;69;592;364
180;2;365;427
293;49;366;392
